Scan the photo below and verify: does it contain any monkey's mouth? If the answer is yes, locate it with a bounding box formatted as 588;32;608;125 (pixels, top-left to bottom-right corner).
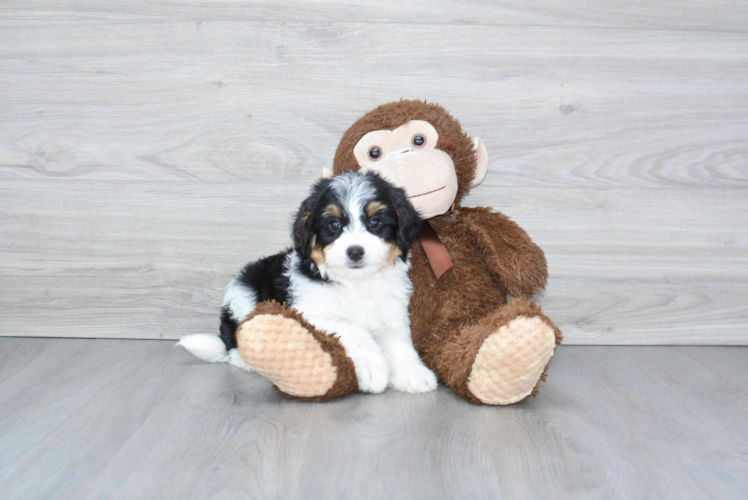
408;186;445;199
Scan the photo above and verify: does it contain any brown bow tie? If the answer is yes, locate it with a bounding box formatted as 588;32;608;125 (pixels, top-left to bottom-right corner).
418;221;453;280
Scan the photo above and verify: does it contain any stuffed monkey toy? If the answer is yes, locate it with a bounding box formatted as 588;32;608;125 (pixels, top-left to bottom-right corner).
237;100;562;405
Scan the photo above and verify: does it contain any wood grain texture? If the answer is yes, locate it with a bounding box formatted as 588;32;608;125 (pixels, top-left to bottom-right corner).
1;181;745;343
0;2;747;343
1;0;747;31
1;338;747;499
1;20;747;188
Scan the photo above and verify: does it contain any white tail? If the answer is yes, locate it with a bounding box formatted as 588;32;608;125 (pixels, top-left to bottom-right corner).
176;334;253;372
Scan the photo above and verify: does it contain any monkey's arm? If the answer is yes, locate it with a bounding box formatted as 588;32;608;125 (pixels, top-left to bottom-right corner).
459;206;548;298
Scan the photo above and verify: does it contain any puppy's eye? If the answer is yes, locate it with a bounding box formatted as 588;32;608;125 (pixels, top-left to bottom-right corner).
368;217;381;230
412;135;425;147
368;146;382;160
328;219;341;231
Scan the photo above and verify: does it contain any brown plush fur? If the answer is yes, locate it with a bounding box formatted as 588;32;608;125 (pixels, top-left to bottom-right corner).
333;100;563;404
405;208;562;403
243;301;358;402
244;100;562;404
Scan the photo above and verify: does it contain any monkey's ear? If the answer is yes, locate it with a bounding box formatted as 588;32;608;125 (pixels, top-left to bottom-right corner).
321;167;334;179
472;137;488;187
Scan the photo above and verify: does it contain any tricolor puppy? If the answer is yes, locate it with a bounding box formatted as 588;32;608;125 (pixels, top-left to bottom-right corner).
179;171;438;394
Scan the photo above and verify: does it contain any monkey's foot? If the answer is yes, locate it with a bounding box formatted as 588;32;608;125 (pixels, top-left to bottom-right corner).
237;315;337;398
467;316;557;405
236;301;359;401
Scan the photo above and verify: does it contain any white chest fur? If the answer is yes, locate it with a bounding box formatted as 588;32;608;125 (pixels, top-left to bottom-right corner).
282;252;436;395
285;253;413;337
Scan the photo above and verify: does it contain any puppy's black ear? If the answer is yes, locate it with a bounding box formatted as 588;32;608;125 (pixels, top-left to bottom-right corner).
292;179;327;257
394;188;422;259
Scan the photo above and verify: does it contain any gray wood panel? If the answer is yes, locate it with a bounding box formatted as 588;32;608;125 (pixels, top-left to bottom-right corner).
2;0;747;31
0;2;747;343
1;181;746;343
1;338;747;499
1;20;746;187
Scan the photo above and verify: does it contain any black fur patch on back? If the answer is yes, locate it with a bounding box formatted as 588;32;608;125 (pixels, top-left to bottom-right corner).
236;250;292;303
218;250;292;349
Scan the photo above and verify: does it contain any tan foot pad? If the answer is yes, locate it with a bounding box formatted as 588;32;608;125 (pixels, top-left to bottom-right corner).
236;314;337;398
467;316;556;405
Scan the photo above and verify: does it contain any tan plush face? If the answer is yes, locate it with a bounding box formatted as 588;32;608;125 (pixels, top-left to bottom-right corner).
353;120;459;219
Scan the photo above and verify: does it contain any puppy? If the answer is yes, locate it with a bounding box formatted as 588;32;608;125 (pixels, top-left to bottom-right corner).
179;171;438;394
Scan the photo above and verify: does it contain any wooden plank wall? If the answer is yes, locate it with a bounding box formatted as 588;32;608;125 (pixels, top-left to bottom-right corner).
1;1;746;344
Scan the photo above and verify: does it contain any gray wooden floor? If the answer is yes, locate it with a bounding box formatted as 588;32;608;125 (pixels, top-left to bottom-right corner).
0;338;746;499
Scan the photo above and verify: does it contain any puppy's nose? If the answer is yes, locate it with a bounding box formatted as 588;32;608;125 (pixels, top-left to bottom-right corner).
347;245;365;262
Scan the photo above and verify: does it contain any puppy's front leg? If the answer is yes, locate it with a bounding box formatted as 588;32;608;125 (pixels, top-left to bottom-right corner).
325;323;390;394
379;325;437;394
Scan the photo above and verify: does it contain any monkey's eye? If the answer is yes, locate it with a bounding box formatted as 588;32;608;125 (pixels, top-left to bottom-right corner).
412;135;425;147
368;146;382;160
368;217;381;230
328;219;341;231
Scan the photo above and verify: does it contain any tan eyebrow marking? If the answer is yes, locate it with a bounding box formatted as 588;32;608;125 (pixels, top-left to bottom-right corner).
366;201;386;217
322;204;342;218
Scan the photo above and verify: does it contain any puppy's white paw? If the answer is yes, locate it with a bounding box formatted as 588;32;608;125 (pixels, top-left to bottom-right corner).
389;363;438;394
354;354;390;394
